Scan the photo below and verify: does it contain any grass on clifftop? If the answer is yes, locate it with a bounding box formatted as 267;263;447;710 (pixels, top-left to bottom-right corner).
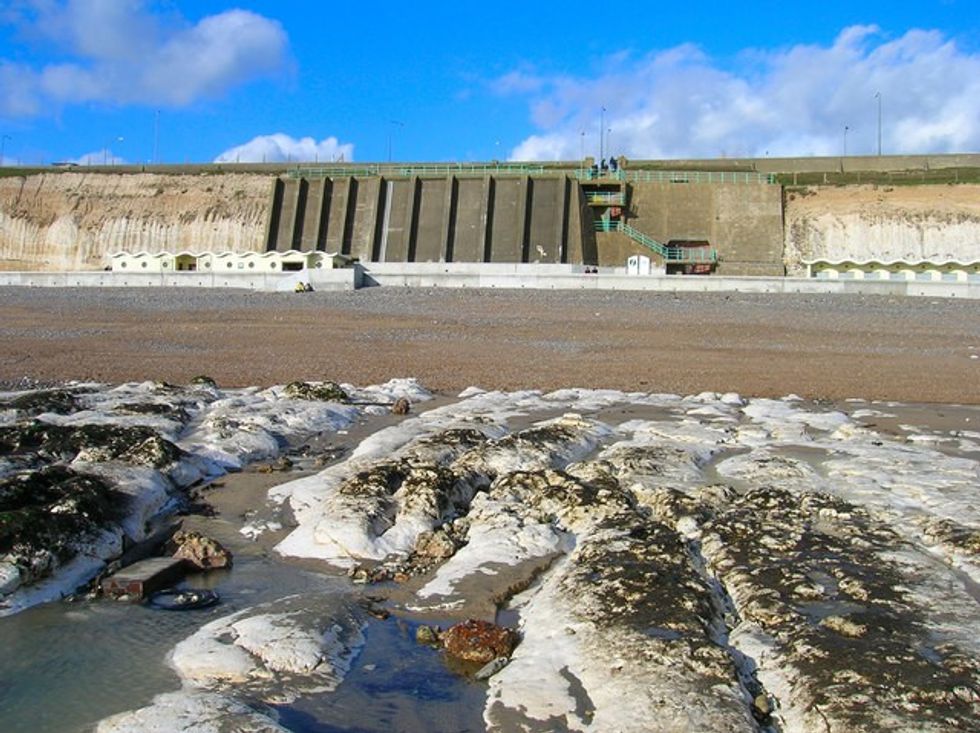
777;167;980;187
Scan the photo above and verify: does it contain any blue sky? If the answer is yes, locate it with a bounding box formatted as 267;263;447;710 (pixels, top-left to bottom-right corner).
0;1;978;165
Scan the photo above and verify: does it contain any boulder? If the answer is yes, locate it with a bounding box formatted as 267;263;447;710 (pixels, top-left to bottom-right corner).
391;397;411;415
441;619;519;664
169;530;232;571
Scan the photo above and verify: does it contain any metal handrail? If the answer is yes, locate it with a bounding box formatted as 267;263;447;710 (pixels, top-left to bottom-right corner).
289;163;547;179
575;168;774;184
594;220;718;263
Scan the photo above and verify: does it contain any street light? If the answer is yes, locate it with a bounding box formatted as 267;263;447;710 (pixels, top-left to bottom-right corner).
843;125;849;157
600;107;606;162
153;110;160;164
387;120;404;163
874;91;882;156
104;136;124;165
0;134;10;167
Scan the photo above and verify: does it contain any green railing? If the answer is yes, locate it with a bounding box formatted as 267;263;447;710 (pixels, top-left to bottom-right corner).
289;163;547;179
594;220;718;264
575;169;775;184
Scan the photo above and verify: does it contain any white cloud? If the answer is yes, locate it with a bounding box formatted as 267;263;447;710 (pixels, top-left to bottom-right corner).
214;134;354;164
73;148;124;166
500;26;980;160
0;1;288;115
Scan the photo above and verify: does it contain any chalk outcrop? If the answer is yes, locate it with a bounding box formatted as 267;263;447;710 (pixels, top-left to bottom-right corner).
783;183;980;274
0;172;270;271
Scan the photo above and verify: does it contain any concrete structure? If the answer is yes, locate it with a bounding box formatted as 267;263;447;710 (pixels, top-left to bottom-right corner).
0;266;360;291
265;172;582;267
355;262;980;298
263;169;783;276
2;262;978;298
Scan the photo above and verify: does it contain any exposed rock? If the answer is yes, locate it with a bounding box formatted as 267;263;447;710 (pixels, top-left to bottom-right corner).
0;465;127;581
416;625;441;646
254;456;293;473
414;527;461;560
169;530;233;570
2;389;83;416
170;594;365;703
391;397;411;415
474;656;510;680
0;420;183;467
283;381;349;403
441;619;519;664
700;486;980;732
189;375;218;388
95;690;289;733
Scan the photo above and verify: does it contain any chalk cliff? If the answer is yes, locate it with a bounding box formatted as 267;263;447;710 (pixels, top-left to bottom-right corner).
783;184;980;275
0;172;271;271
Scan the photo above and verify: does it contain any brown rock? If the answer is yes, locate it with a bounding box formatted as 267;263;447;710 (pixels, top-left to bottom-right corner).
441;619;519;664
169;530;233;571
391;397;411;415
414;529;458;560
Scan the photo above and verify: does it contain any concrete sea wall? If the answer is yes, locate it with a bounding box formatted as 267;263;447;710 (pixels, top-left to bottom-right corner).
266;174;580;265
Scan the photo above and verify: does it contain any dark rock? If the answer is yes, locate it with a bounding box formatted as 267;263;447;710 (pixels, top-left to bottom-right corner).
115;401;191;424
391;397;411;415
168;530;232;571
441;619;519;664
283;381;349;402
0;420;184;467
3;389;82;416
189;375;218;388
0;465;127;580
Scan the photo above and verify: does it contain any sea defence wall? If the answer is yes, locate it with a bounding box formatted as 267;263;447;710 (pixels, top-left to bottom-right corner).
264;173;584;265
593;180;784;275
263;172;785;275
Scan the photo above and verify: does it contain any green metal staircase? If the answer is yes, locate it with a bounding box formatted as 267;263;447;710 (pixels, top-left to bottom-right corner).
594;220;718;264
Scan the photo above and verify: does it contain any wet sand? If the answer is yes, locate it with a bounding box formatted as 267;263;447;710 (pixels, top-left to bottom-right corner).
0;287;977;404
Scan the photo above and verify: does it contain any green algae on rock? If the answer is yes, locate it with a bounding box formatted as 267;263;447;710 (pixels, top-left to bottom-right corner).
283;381;349;402
0;465;128;581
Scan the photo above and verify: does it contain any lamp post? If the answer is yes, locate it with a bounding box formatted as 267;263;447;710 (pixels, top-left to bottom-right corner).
104;136;124;165
843;125;849;157
153;110;160;164
874;91;882;156
0;134;10;167
580;130;585;161
387;120;404;163
600;107;606;162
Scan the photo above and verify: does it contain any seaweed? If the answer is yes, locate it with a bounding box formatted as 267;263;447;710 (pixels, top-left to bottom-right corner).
0;466;128;564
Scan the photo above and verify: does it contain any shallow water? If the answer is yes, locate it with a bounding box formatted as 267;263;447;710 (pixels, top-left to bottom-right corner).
0;461;485;733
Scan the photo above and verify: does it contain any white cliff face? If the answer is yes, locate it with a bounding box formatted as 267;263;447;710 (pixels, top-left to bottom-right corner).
783;183;980;274
0;172;272;271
